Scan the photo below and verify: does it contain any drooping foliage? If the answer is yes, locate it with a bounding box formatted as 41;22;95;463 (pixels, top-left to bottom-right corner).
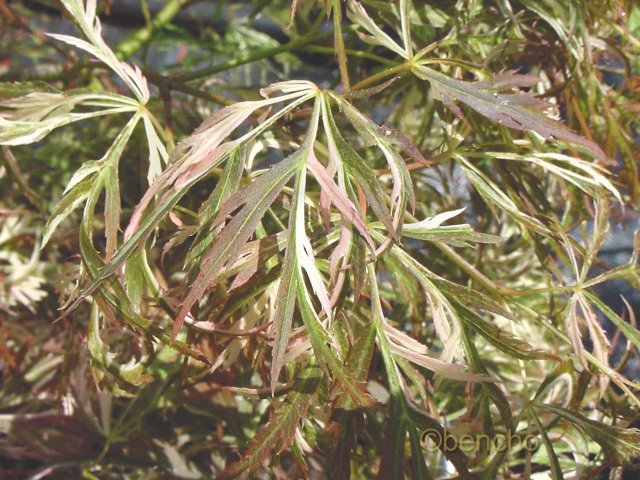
1;0;640;478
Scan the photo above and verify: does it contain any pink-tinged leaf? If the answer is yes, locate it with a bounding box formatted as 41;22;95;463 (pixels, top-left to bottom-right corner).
382;320;491;382
124;146;234;247
50;0;150;103
270;98;322;392
578;293;610;367
299;233;332;319
319;188;332;230
121;88;312;249
414;66;607;161
281;335;312;366
145;89;314;211
185;147;247;270
152;97;314;236
218;232;286;291
288;0;299;29
318;140;336;231
318;100;356;295
378;143;407;226
565;292;610;378
101;113;141;259
172;105;255;173
382;127;431;167
334;99;430;168
273;137;371;404
173;148;305;338
331;94;415;233
226;238;282;292
307;152;374;250
329;220;352;283
322;96;397;238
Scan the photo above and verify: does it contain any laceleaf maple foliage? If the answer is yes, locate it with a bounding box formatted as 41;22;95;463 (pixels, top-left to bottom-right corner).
1;0;640;478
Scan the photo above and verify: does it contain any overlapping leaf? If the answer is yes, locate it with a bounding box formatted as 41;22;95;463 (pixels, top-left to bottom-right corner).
413;66;607;161
403;208;503;247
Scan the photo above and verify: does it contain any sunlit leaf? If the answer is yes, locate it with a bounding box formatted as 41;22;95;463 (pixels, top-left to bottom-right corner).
413;66;606;161
403;208;503;247
174;141;306;337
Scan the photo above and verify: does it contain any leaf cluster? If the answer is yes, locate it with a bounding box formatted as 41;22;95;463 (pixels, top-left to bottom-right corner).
1;0;640;478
